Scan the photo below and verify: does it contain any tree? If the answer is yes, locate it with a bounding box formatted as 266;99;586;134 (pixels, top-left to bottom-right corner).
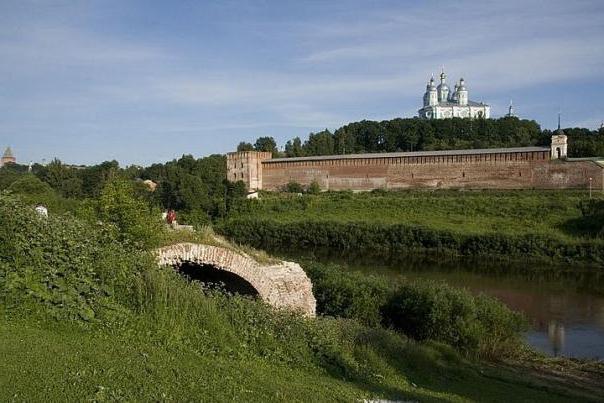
79;160;119;198
96;179;162;247
225;180;247;213
237;142;254;152
37;159;83;198
254;137;278;155
285;137;304;157
304;130;334;156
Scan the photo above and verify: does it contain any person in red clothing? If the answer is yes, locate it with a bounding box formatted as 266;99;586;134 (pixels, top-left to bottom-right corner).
166;209;176;225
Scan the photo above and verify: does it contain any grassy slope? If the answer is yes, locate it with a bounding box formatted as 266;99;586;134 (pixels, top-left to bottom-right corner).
230;190;597;240
1;319;599;402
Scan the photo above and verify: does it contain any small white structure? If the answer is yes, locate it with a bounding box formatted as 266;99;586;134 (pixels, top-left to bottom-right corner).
35;205;48;217
551;123;568;160
419;69;490;119
246;191;259;199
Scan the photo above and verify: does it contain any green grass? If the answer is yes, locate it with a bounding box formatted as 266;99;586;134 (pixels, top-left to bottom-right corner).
2;316;601;402
219;190;604;263
2;191;603;402
232;190;597;239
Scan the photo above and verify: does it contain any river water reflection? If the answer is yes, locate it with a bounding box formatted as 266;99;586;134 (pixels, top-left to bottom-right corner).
280;250;604;360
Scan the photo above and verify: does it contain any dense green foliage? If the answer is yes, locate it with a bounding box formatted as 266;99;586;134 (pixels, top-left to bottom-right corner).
556;127;604;158
303;262;526;357
1;190;603;400
278;117;604;158
382;282;526;356
0;154;248;228
283;181;304;193
220;190;604;263
78;179;165;248
304;262;391;327
0;193;149;320
4;173;80;213
577;199;604;236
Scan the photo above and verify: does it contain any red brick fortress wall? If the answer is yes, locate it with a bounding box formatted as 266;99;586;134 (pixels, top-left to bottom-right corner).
259;149;603;191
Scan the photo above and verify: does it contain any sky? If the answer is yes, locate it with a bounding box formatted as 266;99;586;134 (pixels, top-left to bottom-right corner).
1;0;603;166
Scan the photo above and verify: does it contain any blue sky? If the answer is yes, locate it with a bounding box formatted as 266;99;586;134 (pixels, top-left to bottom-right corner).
1;0;603;166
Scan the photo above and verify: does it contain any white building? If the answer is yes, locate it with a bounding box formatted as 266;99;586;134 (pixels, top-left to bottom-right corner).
418;70;490;119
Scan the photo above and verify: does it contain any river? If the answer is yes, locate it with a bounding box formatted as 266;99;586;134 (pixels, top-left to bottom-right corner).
279;250;604;360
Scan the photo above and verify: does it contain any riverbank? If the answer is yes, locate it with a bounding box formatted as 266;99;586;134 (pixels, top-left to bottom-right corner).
2;191;603;401
219;190;604;264
3;316;602;402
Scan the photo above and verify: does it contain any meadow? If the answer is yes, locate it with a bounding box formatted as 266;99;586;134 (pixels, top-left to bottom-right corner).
2;186;604;401
220;189;604;263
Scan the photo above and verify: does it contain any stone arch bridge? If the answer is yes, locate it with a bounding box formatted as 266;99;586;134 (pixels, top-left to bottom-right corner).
155;243;316;316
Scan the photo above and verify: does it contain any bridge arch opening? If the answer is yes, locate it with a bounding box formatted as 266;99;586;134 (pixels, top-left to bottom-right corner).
176;261;260;298
155;243;316;316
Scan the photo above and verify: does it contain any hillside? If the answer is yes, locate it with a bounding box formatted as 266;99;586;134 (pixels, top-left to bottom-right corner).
2;191;603;401
219;189;604;263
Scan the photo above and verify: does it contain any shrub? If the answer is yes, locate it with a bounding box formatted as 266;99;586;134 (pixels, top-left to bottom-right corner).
382;281;527;356
283;181;304;193
0;193;151;321
304;262;392;327
219;218;604;264
89;179;164;248
301;261;526;358
6;174;80;214
578;199;604;236
307;180;321;195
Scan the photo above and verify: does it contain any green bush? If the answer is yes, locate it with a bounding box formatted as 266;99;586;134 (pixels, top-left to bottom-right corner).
307;180;321;195
79;179;164;248
0;193;150;321
304;262;392;327
220;190;604;263
381;281;527;356
302;261;526;358
283;181;304;193
578;199;604;236
5;174;80;214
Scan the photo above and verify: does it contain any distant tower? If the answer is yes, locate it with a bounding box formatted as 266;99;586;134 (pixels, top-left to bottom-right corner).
437;68;449;103
551;113;567;159
506;100;515;117
1;147;16;167
457;78;468;106
423;76;438;107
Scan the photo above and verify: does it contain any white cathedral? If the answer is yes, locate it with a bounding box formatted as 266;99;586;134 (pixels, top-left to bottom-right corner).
418;70;490;119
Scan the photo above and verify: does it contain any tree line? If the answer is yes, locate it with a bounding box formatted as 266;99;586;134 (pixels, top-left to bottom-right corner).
238;117;604;158
0;154;247;227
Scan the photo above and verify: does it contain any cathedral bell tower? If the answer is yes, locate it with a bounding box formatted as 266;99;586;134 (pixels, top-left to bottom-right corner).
437;69;449;103
423;76;438;107
457;78;468;106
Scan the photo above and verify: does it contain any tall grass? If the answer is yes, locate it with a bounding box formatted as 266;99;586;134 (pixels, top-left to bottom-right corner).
219;190;604;263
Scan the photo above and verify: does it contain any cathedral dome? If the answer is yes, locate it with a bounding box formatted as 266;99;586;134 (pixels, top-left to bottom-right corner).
457;78;467;91
426;76;436;90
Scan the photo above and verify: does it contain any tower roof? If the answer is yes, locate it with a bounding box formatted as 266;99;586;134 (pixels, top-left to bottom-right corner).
2;147;14;158
556;113;565;136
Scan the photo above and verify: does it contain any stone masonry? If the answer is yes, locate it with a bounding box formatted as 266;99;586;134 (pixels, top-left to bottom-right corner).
226;151;272;190
155;242;316;316
227;136;604;192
